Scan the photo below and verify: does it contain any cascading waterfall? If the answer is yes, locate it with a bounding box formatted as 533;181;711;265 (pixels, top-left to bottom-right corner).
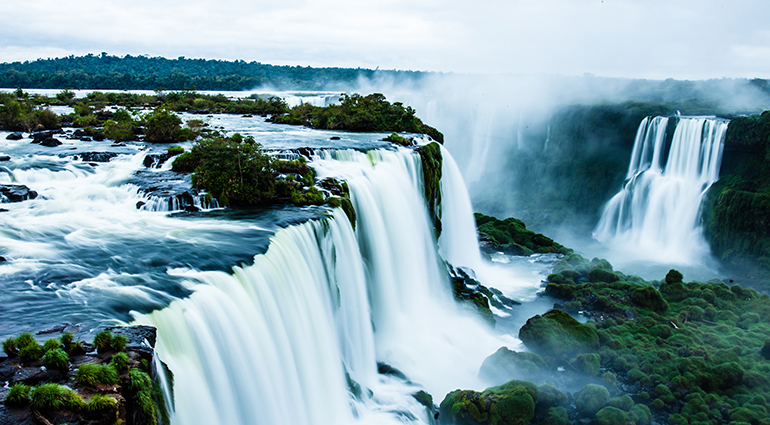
593;116;728;264
136;148;516;425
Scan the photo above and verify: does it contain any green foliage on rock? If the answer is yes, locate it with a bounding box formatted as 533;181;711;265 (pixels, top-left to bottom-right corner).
272;93;443;142
42;348;69;370
419;142;442;237
144;107;182;142
130;368;158;425
111;334;128;352
30;383;82;411
439;380;537;425
77;363;119;386
569;353;601;376
479;347;549;383
3;383;32;407
518;309;599;359
475;213;572;256
111;351;130;371
93;330;114;353
176;134;275;206
574;384;610;416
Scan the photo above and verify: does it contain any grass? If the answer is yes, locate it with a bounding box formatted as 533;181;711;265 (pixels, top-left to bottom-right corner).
42;348;69;370
76;363;119;386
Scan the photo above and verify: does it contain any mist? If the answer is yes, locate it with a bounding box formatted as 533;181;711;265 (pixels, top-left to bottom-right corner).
350;72;770;280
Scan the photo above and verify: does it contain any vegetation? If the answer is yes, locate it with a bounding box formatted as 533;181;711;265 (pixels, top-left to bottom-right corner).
4;383;32;407
0;88;59;131
111;352;130;371
704;109;770;282
271;93;443;142
76;363;119;386
41;348;69;370
93;330;114;353
130;367;159;425
419;142;442;236
439;380;538;425
30;383;82;411
518;309;599;360
0;53;426;90
111;334;128;352
475;213;572;256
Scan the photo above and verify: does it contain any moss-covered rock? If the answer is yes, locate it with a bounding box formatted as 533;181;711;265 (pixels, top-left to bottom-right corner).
475;213;572;256
438;380;537;425
595;406;628;425
419;142;442;237
587;268;619;283
569;353;601;376
574;384;610;416
630;286;668;312
479;347;548;384
519;309;599;359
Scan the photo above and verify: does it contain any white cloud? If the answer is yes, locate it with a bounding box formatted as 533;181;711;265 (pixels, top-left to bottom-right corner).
1;0;769;78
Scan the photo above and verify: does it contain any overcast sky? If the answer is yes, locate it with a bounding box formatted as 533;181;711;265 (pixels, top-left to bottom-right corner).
1;0;768;80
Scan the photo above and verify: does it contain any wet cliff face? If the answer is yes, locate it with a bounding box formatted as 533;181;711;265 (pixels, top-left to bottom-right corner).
704;110;770;284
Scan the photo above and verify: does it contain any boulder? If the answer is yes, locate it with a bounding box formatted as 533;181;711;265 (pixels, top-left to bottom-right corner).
479;347;548;384
0;185;38;203
75;152;118;163
518;309;599;360
39;137;62;147
439;380;537;425
6;132;23;140
0;156;10;161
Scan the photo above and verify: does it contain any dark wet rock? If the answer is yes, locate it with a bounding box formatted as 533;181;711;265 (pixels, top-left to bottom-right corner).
184;205;200;212
0;256;6;261
377;362;408;380
296;147;315;158
36;324;69;335
136;201;146;209
0;209;7;213
330;136;341;140
30;130;62;143
0;156;10;161
0;184;38;203
6;132;23;140
143;153;174;168
93;133;106;141
106;325;157;362
75;152;118;163
39;137;62;147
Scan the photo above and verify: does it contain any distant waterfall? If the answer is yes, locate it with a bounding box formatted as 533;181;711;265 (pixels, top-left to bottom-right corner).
593;116;728;264
136;148;513;425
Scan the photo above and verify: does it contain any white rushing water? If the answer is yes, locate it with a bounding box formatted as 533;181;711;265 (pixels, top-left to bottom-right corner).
136;148;518;425
593;116;728;265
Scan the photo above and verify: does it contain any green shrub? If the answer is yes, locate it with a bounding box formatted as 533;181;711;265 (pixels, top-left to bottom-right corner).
111;352;130;371
144;107;182;143
630;286;669;312
111;334;128;352
4;383;32;407
93;330;113;353
519;309;599;359
543;406;569;425
130;368;158;424
43;338;61;352
85;393;117;412
2;337;17;356
588;268;620;283
42;348;69;370
18;340;42;362
76;363;119;386
60;332;74;348
167;146;184;155
30;383;79;411
69;340;87;355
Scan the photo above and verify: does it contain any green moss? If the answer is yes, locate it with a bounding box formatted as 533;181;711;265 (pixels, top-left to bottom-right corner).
607;395;634;411
630;286;669;312
543;406;570;425
418;142;442;237
595;406;628;425
412;390;433;410
537;383;569;408
84;393;118;412
587;268;620;283
518;309;599;359
569;353;601;376
439;380;537;425
42;338;62;352
574;384;610;416
475;213;571;256
18;340;42;362
480;347;548;382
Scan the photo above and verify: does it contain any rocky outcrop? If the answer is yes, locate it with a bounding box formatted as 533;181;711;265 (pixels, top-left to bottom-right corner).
0;326;168;425
74;152;118;163
518;309;599;360
0;185;38;203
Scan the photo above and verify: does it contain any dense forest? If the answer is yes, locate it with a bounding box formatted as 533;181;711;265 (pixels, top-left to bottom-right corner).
0;53;428;91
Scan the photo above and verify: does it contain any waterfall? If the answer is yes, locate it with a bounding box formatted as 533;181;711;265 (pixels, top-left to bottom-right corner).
136;148;515;425
593;116;728;264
